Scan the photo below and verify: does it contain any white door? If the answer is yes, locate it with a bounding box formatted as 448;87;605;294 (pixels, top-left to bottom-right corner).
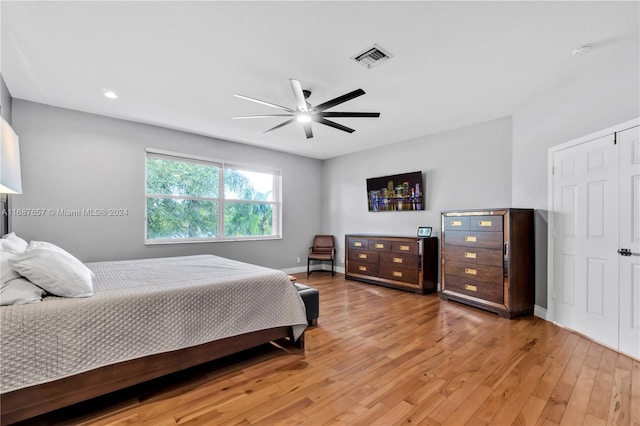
552;134;620;349
618;125;640;359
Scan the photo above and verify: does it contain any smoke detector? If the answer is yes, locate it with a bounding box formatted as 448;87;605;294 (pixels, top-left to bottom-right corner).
351;44;393;69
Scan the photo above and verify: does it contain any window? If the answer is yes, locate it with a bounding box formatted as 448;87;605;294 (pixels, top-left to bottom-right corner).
145;149;281;243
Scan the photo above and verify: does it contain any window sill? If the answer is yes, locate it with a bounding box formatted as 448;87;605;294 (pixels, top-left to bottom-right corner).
144;235;282;245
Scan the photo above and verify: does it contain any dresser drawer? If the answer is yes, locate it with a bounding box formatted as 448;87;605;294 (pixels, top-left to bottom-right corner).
380;252;420;269
444;260;503;284
469;215;503;232
380;265;419;284
369;240;392;252
348;250;379;264
347;237;369;250
443;216;469;231
391;241;419;255
444;231;503;250
444;275;504;304
348;261;379;276
444;245;503;267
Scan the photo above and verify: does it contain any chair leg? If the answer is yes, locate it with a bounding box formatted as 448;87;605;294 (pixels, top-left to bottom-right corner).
331;259;335;276
307;258;311;275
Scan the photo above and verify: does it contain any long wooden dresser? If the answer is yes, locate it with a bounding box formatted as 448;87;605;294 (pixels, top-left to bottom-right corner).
440;209;534;318
345;234;438;294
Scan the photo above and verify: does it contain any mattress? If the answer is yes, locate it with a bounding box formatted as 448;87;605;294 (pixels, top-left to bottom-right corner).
0;254;307;393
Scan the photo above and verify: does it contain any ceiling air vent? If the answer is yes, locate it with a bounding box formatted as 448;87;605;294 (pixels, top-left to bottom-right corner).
351;44;392;69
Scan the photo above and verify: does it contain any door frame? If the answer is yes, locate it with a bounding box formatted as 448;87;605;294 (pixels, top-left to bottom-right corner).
547;117;640;325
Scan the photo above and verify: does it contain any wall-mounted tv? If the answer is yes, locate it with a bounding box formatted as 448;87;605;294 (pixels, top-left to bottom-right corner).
366;171;424;212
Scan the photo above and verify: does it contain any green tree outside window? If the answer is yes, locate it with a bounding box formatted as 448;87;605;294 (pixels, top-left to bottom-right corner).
146;153;280;242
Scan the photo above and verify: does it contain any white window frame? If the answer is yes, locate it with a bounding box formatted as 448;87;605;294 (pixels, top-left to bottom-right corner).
145;148;282;244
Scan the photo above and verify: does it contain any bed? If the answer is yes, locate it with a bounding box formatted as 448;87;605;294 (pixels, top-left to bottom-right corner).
0;254;308;425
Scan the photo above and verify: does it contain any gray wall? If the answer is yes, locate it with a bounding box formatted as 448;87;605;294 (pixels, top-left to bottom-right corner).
11;100;324;269
511;44;640;308
322;116;513;271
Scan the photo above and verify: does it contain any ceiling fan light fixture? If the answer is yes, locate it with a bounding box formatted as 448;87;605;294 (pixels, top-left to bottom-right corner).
296;113;312;123
233;79;380;139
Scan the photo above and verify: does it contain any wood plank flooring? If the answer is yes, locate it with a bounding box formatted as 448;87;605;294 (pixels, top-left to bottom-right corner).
16;273;639;425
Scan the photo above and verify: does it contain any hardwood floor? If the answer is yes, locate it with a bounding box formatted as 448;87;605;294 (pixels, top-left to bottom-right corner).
17;273;639;425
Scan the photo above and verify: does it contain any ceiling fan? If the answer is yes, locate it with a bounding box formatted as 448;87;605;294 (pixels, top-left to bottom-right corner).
232;79;380;139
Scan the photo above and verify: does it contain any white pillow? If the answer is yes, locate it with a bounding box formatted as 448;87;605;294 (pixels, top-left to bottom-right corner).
26;240;95;277
28;240;73;254
0;277;45;305
0;232;28;253
1;250;22;288
9;249;94;298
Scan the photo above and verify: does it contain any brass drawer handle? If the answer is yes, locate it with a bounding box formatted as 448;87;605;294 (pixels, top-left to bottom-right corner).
374;243;384;249
450;220;462;227
464;284;477;292
479;220;492;227
464;252;477;259
464;236;477;242
393;271;403;277
358;253;367;259
393;257;403;263
358;266;367;272
464;268;477;276
354;242;362;247
399;245;410;251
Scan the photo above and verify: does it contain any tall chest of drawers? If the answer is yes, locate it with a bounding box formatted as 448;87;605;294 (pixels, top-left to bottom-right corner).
440;209;534;318
345;234;438;294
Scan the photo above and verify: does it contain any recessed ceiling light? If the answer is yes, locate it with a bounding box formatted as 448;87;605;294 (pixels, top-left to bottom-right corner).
572;44;592;56
103;90;118;99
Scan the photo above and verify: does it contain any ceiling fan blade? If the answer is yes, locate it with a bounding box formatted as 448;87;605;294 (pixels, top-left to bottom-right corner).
234;94;294;113
303;122;313;139
290;79;308;112
232;114;293;119
316;117;356;133
321;112;380;118
263;117;296;134
313;89;366;112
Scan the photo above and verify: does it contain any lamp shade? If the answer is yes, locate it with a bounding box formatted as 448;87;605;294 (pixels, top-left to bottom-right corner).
0;116;22;194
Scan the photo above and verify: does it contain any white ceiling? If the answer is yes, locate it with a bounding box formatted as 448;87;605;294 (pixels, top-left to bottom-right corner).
2;1;638;160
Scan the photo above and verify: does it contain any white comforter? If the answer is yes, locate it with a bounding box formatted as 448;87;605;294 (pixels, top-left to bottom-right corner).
0;254;307;393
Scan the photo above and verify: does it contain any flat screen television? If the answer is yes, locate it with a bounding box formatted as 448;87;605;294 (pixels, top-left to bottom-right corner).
366;171;424;212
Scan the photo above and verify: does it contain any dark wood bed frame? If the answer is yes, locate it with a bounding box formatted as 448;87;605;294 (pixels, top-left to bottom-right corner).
1;326;303;425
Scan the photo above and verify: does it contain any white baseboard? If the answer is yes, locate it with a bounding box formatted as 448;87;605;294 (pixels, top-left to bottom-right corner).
281;265;346;275
281;266;307;275
534;305;548;320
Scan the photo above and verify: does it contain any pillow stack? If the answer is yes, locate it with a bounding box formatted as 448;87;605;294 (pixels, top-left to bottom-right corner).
1;233;44;305
0;233;94;306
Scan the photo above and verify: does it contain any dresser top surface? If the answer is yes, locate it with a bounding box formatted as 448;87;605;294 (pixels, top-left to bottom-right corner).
346;234;436;239
441;208;533;216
